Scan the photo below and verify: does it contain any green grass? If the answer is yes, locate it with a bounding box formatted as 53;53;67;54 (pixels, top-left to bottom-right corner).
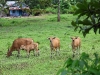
0;14;100;75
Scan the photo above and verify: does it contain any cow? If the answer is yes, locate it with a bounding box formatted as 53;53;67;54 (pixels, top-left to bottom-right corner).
20;42;39;57
48;37;60;58
71;36;81;57
7;38;34;57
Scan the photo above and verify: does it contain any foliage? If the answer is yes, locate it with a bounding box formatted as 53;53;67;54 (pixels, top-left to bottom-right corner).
31;9;44;16
57;52;100;75
71;0;100;37
25;0;52;9
0;0;9;17
0;0;6;6
23;0;78;14
0;0;84;16
60;0;70;14
45;7;57;14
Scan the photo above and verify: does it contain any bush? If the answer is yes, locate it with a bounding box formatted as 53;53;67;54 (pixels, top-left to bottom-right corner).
45;7;57;14
57;52;100;75
31;9;45;16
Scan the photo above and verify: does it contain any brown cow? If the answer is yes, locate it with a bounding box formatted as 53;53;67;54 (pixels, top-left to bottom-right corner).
71;36;81;57
48;37;60;58
7;38;34;57
20;42;39;57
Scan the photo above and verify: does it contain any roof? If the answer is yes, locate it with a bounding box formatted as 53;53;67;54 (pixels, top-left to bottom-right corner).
6;1;16;6
7;1;29;10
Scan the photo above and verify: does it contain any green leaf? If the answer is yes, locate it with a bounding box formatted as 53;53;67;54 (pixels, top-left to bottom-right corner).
77;20;83;24
80;52;89;60
56;68;67;75
63;58;73;68
71;21;76;26
79;60;85;69
74;26;79;31
74;9;84;15
76;2;87;10
93;27;98;34
61;69;67;75
82;31;87;37
91;15;95;24
81;26;93;37
72;60;79;67
82;19;92;25
77;12;86;19
93;53;100;66
89;68;100;75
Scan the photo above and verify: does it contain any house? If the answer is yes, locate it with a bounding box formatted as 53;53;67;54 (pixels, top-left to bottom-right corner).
6;1;30;17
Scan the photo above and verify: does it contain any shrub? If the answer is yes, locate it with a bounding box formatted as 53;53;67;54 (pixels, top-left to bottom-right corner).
57;52;100;75
45;7;57;14
31;9;44;16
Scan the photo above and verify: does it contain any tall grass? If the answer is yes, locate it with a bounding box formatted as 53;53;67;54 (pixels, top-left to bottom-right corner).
0;14;100;75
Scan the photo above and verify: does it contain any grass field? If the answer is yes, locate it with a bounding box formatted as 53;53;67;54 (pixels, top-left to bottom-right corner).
0;14;100;75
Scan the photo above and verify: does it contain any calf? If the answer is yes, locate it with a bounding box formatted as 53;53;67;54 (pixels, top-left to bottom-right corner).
71;36;81;57
7;38;34;57
48;37;60;58
20;42;39;57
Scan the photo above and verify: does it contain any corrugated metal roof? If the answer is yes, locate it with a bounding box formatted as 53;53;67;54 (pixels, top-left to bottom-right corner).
6;1;16;6
8;1;30;10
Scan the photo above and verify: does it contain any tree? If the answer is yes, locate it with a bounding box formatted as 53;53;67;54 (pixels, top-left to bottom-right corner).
24;0;52;9
71;0;100;37
0;0;8;17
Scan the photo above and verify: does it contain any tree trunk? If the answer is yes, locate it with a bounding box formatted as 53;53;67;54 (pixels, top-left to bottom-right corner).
57;0;60;22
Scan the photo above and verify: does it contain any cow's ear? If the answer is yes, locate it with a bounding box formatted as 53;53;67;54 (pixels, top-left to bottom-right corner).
53;37;56;39
71;37;73;39
48;38;50;40
75;36;78;39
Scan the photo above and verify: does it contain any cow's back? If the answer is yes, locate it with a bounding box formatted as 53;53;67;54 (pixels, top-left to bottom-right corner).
11;38;34;50
72;37;81;47
52;38;60;48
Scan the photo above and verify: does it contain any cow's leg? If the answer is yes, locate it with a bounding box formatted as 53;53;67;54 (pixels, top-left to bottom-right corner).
38;50;40;56
78;45;80;55
17;50;20;57
58;47;60;56
51;50;53;58
36;50;40;56
55;49;57;56
72;48;75;57
75;47;78;55
27;50;30;58
34;50;37;56
55;49;59;56
33;50;35;56
51;50;52;58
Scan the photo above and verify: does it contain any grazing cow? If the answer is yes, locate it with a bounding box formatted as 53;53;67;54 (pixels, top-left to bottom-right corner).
7;38;34;57
71;36;81;57
20;42;39;57
48;37;60;58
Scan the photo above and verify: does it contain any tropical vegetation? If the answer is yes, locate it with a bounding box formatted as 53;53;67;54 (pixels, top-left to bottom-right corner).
0;0;100;75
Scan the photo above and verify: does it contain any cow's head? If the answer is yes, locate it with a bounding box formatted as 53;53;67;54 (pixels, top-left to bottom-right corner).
71;37;78;42
6;48;12;57
48;37;56;42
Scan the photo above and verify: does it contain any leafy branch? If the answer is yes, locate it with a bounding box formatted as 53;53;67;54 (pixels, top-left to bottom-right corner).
71;0;100;37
